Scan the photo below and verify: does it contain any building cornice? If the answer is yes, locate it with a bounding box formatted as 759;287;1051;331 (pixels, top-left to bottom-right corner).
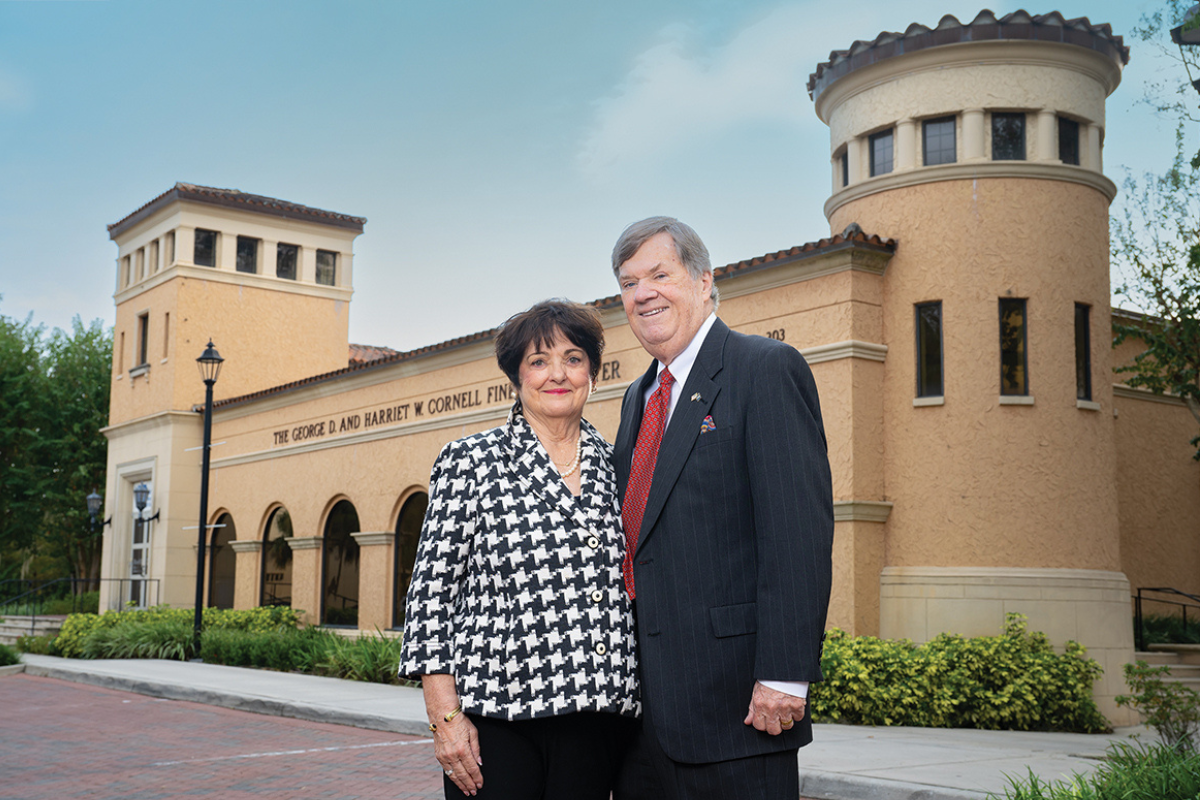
825;162;1117;220
1112;384;1187;407
114;263;354;305
833;500;894;523
803;340;887;365
100;410;199;439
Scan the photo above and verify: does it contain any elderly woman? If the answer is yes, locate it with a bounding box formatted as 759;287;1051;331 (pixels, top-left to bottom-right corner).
398;300;638;799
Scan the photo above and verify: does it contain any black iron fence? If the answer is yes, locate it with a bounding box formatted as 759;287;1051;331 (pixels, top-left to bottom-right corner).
1133;586;1200;652
0;578;162;638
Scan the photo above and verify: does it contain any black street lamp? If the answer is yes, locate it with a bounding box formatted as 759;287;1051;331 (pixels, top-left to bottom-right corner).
133;483;161;523
193;340;223;660
86;490;110;527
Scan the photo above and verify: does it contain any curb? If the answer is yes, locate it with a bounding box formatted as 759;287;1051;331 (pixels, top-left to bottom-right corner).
800;771;990;800
21;661;432;739
0;663;26;677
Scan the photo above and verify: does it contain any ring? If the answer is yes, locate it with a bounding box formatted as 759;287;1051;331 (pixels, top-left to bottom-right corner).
445;769;454;777
781;719;794;727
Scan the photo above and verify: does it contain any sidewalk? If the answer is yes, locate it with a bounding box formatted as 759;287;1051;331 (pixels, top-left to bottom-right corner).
10;655;1148;800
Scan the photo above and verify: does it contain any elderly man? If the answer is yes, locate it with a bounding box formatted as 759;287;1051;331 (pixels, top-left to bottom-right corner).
611;217;833;799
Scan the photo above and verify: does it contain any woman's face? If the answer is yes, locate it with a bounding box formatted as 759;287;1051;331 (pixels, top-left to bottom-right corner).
516;331;592;426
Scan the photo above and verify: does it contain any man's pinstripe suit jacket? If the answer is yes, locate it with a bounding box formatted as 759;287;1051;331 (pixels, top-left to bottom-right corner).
615;317;834;764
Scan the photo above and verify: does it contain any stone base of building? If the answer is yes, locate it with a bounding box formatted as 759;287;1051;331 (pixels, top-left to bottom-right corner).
880;566;1136;726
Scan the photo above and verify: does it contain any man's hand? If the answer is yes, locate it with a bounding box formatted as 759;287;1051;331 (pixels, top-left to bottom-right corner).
743;680;806;736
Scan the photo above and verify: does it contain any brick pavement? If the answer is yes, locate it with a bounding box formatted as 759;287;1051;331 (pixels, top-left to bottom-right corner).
0;674;443;799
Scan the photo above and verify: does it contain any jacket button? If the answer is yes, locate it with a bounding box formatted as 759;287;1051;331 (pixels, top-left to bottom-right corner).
591;590;603;602
587;536;600;548
594;643;607;655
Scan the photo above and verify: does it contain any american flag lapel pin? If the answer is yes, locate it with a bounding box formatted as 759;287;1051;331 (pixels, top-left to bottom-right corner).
690;393;701;402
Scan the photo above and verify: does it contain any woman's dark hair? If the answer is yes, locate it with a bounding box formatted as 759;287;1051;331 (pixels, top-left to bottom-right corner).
495;299;604;388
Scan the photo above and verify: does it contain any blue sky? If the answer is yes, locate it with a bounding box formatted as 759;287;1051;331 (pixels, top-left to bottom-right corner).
0;0;1178;352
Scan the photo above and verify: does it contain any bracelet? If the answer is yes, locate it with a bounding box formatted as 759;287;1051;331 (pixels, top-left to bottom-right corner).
428;706;463;733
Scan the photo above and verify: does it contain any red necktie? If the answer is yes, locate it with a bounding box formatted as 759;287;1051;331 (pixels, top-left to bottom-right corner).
623;367;674;599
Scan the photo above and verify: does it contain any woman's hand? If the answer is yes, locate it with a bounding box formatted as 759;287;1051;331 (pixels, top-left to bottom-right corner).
434;713;483;795
423;674;483;795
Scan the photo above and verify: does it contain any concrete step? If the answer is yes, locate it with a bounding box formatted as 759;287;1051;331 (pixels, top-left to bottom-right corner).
1135;649;1180;666
1148;643;1200;666
0;616;66;647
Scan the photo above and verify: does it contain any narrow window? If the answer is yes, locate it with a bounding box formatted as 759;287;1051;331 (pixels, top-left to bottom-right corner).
992;113;1026;161
118;332;125;373
915;302;944;398
137;313;149;367
1075;303;1091;401
1058;117;1080;166
923;117;956;166
162;312;170;359
194;229;217;267
869;129;894;177
999;298;1029;395
121;256;131;287
136;248;145;281
236;236;258;274
316;250;337;286
149;240;159;274
276;243;298;280
840;150;849;187
165;231;175;266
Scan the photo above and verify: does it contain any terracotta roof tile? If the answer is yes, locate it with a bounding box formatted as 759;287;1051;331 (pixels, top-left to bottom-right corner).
108;183;366;239
349;343;400;365
808;9;1129;102
208;228;897;411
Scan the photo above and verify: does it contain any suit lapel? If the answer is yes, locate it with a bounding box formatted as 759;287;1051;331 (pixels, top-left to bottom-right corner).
635;320;728;552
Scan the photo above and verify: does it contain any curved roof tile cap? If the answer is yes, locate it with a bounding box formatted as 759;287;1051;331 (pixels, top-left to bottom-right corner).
108;182;367;238
807;9;1130;102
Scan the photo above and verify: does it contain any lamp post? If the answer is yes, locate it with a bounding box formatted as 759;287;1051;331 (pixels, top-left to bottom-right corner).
85;490;109;601
193;340;223;660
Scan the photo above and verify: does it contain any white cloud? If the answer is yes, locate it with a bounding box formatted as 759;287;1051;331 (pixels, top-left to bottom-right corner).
577;4;842;180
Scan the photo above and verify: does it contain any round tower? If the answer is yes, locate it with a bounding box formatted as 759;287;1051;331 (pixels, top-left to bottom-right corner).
809;10;1133;721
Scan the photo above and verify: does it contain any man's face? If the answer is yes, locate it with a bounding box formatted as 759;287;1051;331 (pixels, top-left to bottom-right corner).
617;231;713;365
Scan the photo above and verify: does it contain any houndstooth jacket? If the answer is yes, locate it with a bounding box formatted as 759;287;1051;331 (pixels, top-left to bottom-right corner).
398;407;640;721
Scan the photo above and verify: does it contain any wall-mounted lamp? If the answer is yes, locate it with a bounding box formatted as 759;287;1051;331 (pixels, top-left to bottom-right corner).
133;482;161;523
86;489;112;528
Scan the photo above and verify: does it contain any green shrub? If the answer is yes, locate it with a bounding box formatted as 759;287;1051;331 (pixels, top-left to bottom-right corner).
55;605;304;658
995;740;1200;799
0;642;20;667
315;631;406;684
201;626;336;672
43;591;100;616
1137;612;1200;646
79;618;193;661
16;633;60;655
1117;661;1200;752
811;614;1109;733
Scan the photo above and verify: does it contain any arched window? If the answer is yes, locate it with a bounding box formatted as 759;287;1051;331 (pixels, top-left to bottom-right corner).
208;513;237;609
261;507;293;607
322;500;360;627
392;492;429;628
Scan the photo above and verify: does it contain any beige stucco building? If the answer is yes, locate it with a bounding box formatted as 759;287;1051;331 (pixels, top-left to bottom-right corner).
99;11;1198;724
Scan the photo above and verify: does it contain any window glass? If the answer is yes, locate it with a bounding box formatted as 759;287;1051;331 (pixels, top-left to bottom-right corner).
915;302;944;397
1059;117;1080;166
236;237;258;274
261;507;293;608
276;243;298;280
1075;303;1092;401
999;298;1029;395
869;129;894;177
840;151;849;187
316;250;337;286
392;493;429;628
137;314;149;367
992;113;1026;161
194;229;217;267
923;117;956;166
322;500;360;627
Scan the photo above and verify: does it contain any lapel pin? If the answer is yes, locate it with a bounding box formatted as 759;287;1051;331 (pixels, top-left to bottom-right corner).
691;393;702;402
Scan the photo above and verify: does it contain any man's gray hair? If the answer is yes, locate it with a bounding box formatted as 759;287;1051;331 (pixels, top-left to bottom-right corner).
611;216;720;308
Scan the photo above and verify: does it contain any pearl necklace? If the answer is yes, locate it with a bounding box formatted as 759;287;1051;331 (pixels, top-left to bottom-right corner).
552;435;583;478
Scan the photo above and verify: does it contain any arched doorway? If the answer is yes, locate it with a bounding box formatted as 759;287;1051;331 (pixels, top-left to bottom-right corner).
322;500;360;626
208;513;236;609
392;492;429;628
261;506;293;607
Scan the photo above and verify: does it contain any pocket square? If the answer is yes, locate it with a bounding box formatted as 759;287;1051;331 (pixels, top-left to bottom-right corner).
700;415;717;434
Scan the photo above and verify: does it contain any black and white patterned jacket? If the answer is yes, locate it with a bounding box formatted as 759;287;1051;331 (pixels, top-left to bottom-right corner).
398;408;640;721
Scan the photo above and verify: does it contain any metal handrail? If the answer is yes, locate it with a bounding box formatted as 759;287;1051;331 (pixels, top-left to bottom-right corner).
1134;587;1200;652
0;578;161;638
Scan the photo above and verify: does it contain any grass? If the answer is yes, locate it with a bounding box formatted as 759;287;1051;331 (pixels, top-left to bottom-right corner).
994;740;1200;799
